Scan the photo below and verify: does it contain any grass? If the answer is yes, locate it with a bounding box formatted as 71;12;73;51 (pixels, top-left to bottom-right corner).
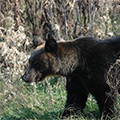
0;77;66;120
0;77;120;120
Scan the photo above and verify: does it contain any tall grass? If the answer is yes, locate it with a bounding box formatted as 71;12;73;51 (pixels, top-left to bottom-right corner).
0;76;120;120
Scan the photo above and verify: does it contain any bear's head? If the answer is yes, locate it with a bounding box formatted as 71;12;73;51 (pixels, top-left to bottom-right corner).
22;37;61;83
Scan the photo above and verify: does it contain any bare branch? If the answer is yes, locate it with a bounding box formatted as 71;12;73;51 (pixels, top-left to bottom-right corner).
75;0;83;36
62;0;69;40
91;0;95;37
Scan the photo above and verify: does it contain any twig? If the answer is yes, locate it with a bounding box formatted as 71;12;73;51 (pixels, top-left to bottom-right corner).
62;0;69;40
91;0;95;37
34;0;37;35
49;0;53;38
45;78;54;104
87;0;92;36
73;21;77;38
49;0;58;40
87;0;91;24
75;0;83;35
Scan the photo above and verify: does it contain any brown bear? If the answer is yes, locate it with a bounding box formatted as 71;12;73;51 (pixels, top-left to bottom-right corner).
22;36;120;119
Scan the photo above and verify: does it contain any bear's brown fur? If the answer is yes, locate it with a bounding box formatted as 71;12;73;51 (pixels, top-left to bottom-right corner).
22;36;120;119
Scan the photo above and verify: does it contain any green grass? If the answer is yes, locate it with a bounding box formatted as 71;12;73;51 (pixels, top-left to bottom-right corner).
0;77;120;120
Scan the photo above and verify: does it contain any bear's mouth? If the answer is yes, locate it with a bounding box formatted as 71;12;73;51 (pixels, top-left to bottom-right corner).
34;74;45;83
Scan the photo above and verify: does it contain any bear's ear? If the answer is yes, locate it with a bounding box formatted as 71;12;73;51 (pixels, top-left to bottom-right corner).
45;37;58;54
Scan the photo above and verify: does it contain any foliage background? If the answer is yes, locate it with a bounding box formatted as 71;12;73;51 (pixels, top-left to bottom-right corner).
0;0;120;119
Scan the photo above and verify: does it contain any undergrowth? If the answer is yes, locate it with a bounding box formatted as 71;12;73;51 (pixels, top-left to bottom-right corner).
0;77;120;120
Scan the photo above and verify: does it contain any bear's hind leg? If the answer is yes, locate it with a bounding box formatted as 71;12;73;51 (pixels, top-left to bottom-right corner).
62;77;89;118
94;88;117;119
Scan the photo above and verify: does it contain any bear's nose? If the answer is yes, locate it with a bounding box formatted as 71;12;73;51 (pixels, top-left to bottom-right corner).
21;75;27;81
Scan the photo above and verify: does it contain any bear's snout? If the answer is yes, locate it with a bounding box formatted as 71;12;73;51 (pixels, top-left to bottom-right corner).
21;67;39;83
21;74;31;83
21;74;30;83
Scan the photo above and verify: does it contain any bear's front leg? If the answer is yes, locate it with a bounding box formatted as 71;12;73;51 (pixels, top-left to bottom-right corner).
62;77;89;118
